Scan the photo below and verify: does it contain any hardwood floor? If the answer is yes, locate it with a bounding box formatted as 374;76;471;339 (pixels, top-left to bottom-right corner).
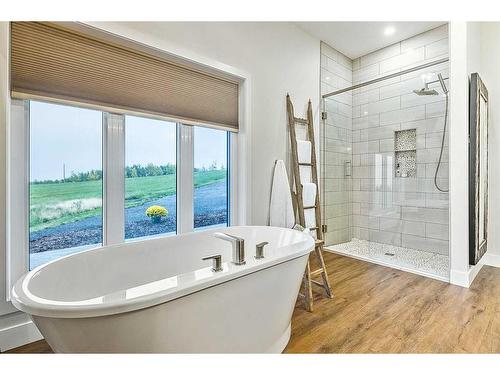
286;252;500;353
5;339;52;353
6;252;500;353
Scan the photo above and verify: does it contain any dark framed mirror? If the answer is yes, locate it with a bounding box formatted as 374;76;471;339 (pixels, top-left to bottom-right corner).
469;73;489;265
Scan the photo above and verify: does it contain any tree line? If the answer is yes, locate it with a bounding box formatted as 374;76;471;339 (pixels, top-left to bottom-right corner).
32;162;225;184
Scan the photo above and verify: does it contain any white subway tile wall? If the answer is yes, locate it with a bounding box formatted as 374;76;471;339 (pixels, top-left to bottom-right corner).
321;25;449;255
321;42;353;245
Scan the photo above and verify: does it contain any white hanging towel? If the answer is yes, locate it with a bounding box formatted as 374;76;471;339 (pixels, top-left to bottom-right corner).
297;140;312;164
269;160;296;229
302;182;317;207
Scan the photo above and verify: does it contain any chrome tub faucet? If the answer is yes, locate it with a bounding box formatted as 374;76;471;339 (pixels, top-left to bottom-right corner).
213;232;246;265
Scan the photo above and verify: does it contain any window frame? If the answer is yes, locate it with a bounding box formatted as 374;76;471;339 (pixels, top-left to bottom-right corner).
6;98;238;296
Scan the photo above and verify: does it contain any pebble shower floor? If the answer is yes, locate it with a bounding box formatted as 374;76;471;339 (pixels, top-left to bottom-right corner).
326;238;449;281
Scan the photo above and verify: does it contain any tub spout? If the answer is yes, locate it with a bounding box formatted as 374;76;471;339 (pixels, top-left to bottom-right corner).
213;232;246;265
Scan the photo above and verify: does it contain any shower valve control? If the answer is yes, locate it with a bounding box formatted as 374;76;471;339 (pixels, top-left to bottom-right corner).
344;160;352;177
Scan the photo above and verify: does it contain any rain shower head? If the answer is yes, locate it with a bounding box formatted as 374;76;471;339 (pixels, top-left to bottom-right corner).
413;73;449;96
413;87;439;96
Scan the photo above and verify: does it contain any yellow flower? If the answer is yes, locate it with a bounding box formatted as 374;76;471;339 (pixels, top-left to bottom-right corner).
146;205;168;218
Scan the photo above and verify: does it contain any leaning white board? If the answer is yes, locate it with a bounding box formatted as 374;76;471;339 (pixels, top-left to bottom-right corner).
269;160;296;229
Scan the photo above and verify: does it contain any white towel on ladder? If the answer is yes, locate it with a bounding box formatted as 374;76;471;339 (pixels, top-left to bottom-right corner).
302;182;317;207
269;160;296;229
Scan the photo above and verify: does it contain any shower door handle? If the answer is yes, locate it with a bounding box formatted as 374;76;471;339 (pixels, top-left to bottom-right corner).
344;161;352;177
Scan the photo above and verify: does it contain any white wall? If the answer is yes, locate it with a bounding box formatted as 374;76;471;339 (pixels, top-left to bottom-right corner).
448;22;472;286
479;23;500;267
0;22;321;350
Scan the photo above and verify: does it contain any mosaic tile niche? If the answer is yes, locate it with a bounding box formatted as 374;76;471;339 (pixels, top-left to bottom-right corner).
394;129;416;178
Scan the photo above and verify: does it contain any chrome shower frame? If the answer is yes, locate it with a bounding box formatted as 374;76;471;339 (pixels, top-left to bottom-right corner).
320;57;451;220
322;57;449;99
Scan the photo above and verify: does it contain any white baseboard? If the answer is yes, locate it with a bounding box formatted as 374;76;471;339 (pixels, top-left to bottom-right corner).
467;262;484;286
451;252;500;288
0;317;42;352
449;269;470;287
483;252;500;267
450;262;483;288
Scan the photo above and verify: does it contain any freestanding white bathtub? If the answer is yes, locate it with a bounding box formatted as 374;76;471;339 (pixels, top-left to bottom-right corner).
11;226;314;353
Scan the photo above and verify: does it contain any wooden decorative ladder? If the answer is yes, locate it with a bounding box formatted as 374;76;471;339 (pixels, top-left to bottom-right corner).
286;94;333;312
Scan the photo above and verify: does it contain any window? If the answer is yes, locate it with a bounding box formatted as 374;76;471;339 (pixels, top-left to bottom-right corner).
8;22;245;288
125;115;177;240
193;126;229;230
29;101;103;269
11;99;235;272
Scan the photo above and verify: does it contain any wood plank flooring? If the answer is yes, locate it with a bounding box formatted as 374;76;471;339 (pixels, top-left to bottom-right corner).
5;339;52;353
286;252;500;353
6;252;500;353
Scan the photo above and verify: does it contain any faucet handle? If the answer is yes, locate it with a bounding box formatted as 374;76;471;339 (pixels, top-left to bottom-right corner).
202;254;223;272
255;242;269;259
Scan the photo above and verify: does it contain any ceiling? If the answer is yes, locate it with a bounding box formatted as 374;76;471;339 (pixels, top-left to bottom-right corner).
295;22;447;59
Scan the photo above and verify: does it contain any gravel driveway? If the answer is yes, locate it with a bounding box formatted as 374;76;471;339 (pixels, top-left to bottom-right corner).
29;181;228;253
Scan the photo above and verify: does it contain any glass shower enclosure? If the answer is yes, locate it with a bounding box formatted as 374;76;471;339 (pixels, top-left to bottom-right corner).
321;58;450;281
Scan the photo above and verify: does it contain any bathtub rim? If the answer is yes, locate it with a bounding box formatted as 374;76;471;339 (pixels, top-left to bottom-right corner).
11;226;314;319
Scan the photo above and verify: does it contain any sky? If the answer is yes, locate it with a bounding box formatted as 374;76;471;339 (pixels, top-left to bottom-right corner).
30;101;227;181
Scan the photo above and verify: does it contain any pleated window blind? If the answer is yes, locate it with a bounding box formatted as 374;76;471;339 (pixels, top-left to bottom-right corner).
10;22;239;131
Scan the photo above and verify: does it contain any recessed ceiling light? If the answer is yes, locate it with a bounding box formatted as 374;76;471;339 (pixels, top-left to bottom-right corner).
384;26;396;36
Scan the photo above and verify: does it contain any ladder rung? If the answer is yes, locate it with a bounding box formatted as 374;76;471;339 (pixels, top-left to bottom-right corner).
310;269;324;277
294;117;308;124
311;280;326;287
298;162;312;166
311;280;325;287
303;205;316;209
315;239;324;246
309;226;318;230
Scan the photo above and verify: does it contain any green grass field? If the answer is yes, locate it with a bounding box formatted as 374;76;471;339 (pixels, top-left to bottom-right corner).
30;169;226;232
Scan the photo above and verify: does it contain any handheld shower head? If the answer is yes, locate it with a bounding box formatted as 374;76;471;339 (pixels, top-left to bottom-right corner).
437;73;449;95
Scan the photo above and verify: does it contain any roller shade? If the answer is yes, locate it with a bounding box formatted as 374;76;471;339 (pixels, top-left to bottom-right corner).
10;22;239;131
